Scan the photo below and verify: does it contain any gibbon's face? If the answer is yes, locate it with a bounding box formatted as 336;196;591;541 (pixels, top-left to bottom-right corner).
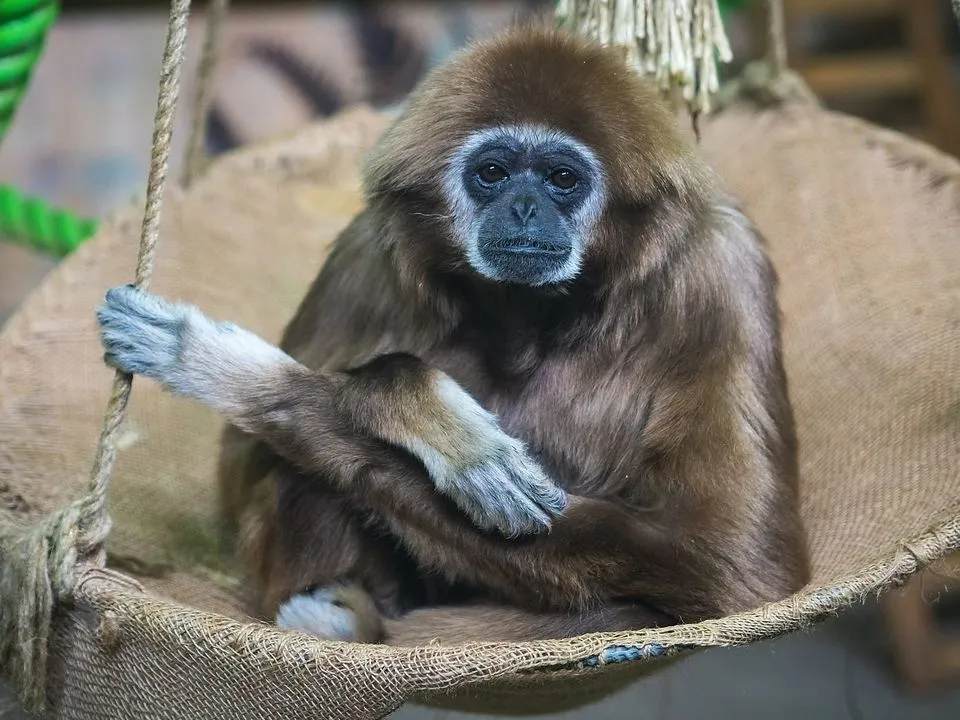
443;124;607;287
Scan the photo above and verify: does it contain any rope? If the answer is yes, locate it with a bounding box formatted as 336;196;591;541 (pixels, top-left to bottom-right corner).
711;0;818;112
0;0;100;258
0;0;58;138
0;185;97;258
766;0;786;76
0;1;193;714
83;0;189;537
182;0;230;186
0;0;231;256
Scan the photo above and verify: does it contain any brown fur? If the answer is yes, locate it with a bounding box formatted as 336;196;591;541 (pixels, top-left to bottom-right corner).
217;24;810;644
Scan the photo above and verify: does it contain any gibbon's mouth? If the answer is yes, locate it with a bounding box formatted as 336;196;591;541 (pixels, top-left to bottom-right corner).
476;237;574;286
488;237;570;257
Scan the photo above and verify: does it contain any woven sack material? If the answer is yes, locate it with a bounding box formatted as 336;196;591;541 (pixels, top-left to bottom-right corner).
0;102;958;718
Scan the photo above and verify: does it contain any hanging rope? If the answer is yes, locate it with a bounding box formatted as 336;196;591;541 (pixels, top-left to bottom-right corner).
765;0;786;75
183;0;230;186
0;1;194;714
84;0;191;558
712;0;818;111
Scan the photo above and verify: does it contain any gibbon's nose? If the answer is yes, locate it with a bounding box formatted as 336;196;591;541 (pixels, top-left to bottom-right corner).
511;197;538;224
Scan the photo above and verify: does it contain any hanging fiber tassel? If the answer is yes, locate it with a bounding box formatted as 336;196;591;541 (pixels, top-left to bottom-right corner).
555;0;733;114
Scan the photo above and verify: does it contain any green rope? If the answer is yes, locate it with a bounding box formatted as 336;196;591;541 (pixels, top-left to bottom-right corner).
0;0;57;137
0;185;97;257
0;0;98;258
0;0;754;260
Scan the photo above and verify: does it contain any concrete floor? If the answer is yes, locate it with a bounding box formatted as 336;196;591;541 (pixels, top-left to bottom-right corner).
3;600;959;719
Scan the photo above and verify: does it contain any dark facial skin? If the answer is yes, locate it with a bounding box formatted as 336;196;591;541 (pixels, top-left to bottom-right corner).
460;136;597;286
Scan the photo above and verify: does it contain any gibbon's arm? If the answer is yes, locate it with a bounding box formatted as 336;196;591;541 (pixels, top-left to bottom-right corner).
96;284;566;538
96;285;789;621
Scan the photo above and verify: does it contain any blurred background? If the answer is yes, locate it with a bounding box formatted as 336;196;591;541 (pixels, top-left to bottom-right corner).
1;1;959;717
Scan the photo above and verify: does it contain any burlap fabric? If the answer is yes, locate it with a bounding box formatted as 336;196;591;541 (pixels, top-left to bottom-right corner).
1;101;958;718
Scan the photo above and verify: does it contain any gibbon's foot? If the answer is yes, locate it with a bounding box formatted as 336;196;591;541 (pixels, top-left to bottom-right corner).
275;581;384;643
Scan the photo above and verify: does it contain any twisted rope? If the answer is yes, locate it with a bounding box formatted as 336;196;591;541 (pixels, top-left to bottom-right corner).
0;0;193;714
0;185;97;258
183;0;230;186
765;0;786;75
0;0;58;139
84;0;190;559
712;0;818;111
0;0;102;258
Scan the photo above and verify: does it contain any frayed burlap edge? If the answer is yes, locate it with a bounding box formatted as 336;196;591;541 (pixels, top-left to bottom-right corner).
53;509;960;718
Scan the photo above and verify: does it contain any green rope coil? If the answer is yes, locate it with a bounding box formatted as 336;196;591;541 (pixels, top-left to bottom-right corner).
0;185;97;257
0;0;98;258
0;0;58;138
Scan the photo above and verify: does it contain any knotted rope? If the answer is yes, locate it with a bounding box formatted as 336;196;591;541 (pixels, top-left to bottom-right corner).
712;0;818;111
714;0;819;111
0;0;230;712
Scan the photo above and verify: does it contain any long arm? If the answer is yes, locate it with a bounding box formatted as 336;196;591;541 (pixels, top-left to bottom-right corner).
96;284;801;621
97;284;565;538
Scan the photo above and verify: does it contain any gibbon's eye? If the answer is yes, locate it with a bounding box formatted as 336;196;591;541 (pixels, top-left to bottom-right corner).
477;163;508;185
548;168;578;191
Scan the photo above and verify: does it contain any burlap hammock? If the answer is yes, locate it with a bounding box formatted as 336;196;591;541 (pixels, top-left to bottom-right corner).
1;0;959;717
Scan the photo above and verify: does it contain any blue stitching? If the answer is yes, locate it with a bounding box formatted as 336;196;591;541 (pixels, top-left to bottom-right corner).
579;642;695;668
